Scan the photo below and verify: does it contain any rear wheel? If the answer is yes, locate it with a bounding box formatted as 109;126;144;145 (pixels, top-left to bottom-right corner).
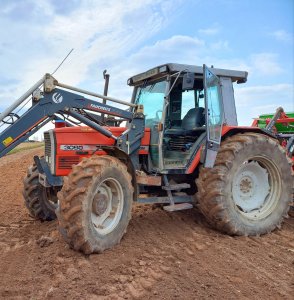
196;132;293;236
57;155;133;254
23;164;58;221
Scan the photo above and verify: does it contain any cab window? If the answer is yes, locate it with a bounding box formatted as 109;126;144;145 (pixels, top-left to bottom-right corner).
135;81;166;126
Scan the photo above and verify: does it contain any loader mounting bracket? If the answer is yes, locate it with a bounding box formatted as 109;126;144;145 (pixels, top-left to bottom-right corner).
34;156;63;187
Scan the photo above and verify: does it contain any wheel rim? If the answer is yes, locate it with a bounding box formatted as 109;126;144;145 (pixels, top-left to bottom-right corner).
91;178;124;235
232;156;282;220
45;188;59;209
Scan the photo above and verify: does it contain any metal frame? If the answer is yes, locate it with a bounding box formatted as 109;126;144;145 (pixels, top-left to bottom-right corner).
0;76;46;123
0;74;145;168
158;75;171;171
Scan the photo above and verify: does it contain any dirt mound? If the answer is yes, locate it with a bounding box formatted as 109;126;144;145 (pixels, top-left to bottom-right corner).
0;149;293;299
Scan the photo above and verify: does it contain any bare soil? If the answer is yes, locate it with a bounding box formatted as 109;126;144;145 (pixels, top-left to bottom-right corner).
0;149;293;300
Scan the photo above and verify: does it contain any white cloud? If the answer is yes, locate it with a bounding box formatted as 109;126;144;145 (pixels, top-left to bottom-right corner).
124;35;205;65
250;53;283;76
0;0;182;108
0;0;184;139
235;83;294;107
209;40;230;51
98;35;207;100
270;30;293;43
117;33;284;80
235;83;294;125
198;24;221;35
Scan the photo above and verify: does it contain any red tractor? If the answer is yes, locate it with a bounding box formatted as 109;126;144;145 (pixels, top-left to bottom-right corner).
0;64;292;254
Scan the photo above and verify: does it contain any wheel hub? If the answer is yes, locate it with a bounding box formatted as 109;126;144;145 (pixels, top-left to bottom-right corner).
232;161;270;213
92;193;108;216
239;176;253;194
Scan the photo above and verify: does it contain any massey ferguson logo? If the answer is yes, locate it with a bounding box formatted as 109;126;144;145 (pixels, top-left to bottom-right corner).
52;92;63;103
89;103;111;112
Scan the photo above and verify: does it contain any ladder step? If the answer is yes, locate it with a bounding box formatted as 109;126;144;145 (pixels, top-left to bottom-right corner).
162;183;191;191
163;203;193;212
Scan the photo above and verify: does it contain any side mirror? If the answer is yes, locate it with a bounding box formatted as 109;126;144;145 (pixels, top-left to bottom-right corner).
182;72;195;90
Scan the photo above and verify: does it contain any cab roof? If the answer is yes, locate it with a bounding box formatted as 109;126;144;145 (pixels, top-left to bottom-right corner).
128;63;248;86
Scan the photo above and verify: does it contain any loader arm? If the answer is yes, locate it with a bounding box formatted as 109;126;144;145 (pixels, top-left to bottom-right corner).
0;74;145;163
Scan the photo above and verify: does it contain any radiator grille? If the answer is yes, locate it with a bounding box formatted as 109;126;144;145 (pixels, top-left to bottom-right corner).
44;132;51;157
58;156;80;169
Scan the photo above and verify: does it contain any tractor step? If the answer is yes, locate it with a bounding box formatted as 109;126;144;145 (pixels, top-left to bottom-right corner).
137;195;193;204
162;183;191;191
163;203;193;212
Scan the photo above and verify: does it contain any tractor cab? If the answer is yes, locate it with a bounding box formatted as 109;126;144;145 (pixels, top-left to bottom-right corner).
128;63;248;172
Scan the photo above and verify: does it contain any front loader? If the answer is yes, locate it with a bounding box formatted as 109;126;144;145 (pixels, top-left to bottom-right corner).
0;64;292;254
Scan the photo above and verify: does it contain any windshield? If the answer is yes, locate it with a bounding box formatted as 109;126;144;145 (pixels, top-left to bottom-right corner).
135;81;166;126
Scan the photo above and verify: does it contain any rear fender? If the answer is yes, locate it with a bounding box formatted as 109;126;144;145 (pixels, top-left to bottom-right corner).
221;125;276;140
186;126;276;174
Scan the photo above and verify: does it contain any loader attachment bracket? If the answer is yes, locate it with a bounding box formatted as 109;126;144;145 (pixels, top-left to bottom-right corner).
34;156;63;187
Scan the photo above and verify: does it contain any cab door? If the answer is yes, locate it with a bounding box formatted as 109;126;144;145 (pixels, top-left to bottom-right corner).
203;64;224;168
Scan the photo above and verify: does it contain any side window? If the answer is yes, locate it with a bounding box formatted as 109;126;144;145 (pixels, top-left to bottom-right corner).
181;90;195;119
206;85;222;141
135;81;166;126
203;64;224;168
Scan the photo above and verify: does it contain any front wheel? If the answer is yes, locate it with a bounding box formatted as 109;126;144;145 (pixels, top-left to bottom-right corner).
23;164;58;221
196;132;293;236
57;155;134;254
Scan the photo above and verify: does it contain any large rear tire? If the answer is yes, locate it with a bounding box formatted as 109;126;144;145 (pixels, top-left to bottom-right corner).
23;164;58;221
196;132;293;236
56;155;133;254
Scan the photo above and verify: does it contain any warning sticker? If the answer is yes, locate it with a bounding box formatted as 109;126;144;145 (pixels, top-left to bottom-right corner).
3;136;13;146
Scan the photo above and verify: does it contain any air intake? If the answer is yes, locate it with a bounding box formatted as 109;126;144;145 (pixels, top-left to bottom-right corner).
58;156;80;169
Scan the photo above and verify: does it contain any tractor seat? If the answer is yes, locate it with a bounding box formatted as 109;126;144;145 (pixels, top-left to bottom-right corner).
165;107;205;136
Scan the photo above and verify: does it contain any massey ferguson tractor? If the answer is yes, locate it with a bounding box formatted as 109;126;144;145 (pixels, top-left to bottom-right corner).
0;64;292;254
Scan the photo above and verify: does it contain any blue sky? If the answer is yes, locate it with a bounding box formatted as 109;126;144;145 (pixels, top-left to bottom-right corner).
0;0;293;135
